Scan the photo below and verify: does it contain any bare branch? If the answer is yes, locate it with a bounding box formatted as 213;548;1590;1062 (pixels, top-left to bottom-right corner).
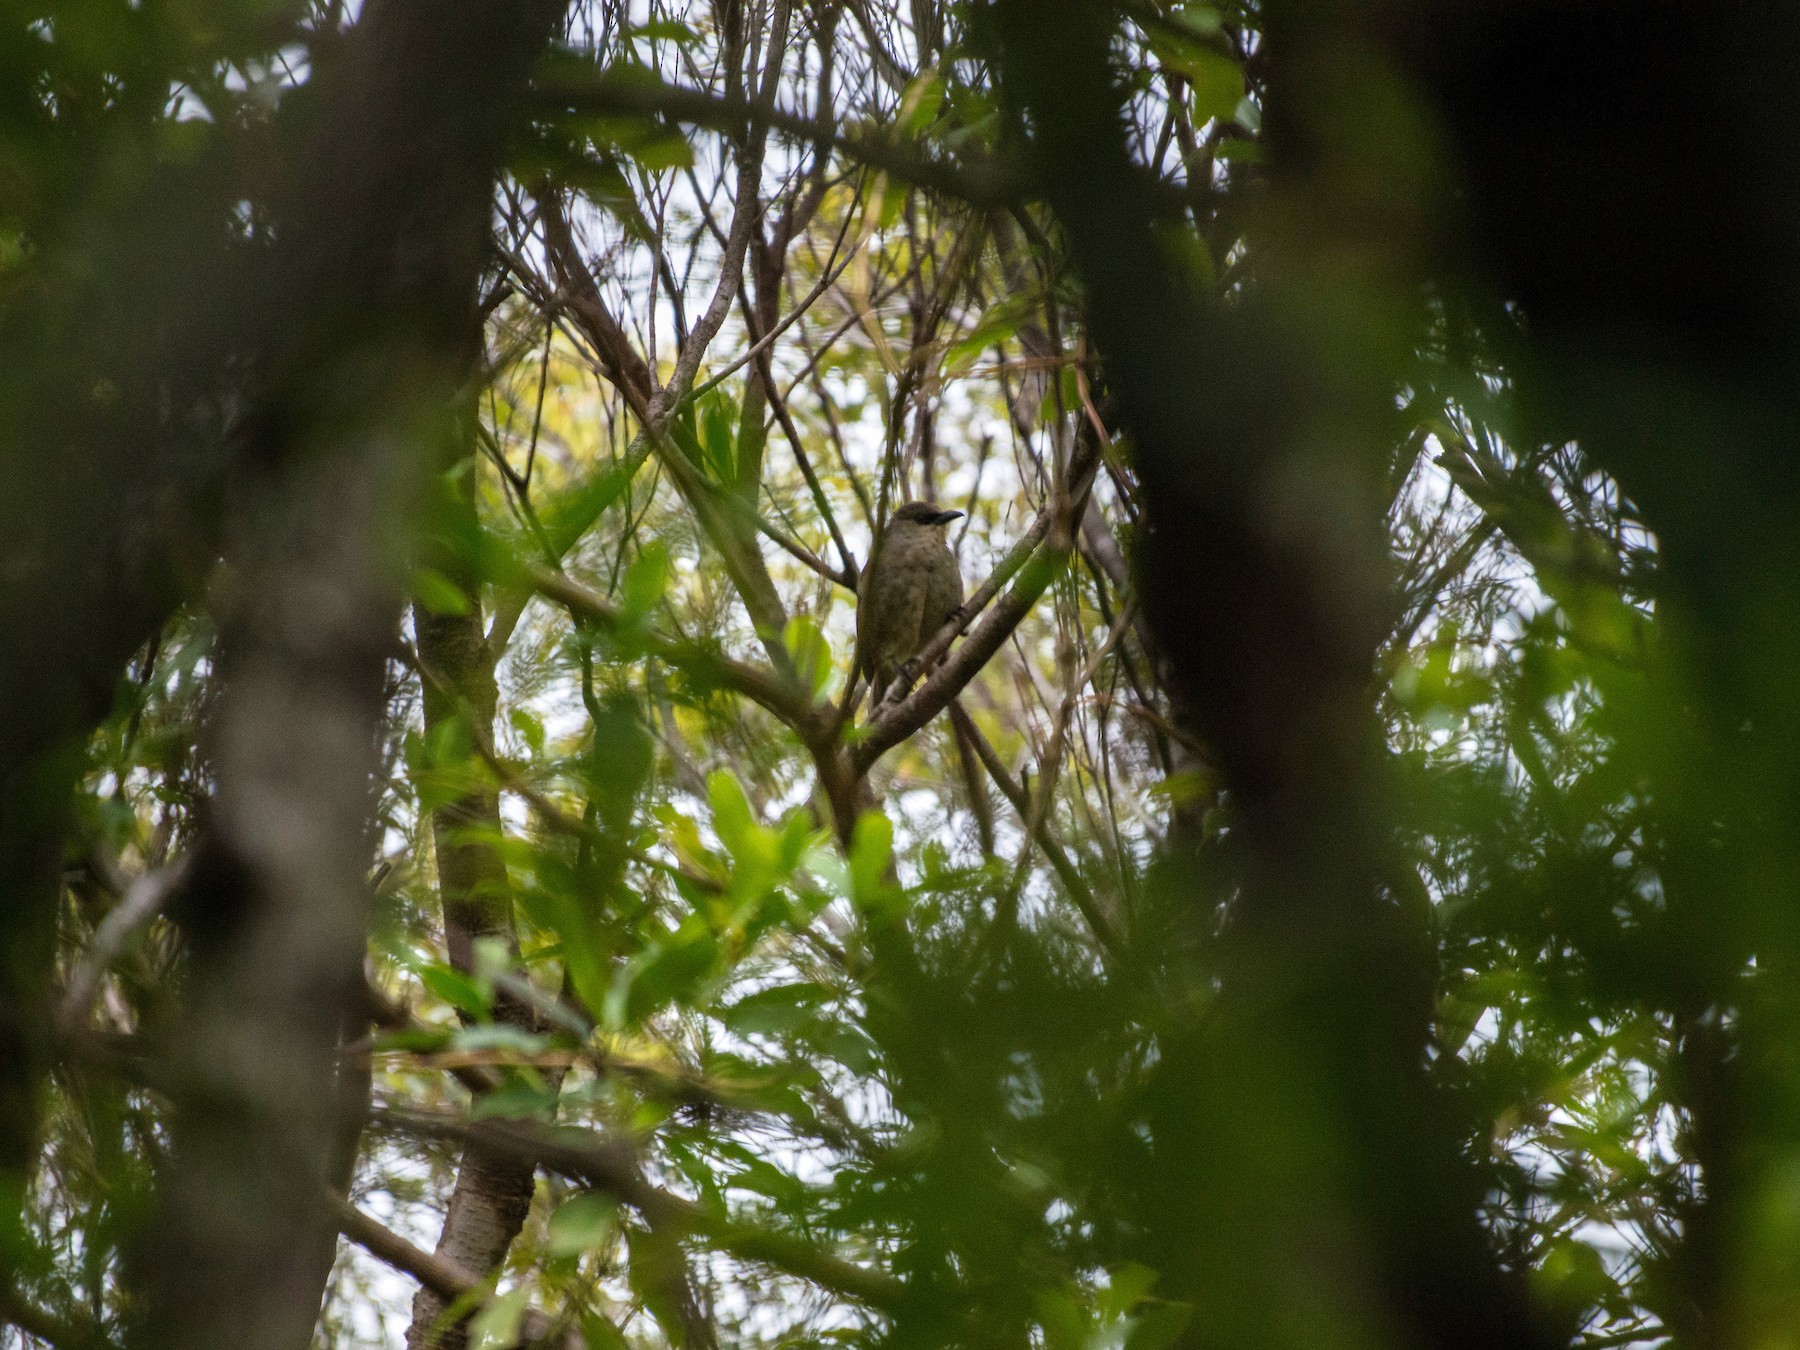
533;67;1028;208
375;1107;908;1313
0;1281;113;1350
57;855;190;1039
331;1195;584;1350
526;566;817;728
949;700;1116;951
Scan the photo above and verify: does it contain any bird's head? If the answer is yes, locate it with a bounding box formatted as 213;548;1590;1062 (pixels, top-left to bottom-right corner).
890;501;963;531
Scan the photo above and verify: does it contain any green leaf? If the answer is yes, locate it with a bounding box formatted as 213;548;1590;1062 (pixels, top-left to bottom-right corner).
803;841;852;898
897;69;945;139
470;1076;560;1121
1215;137;1265;164
585;697;654;830
943;82;1001;151
945;289;1038;377
371;1026;452;1054
627;18;701;44
849;812;895;907
515;883;610;1026
539;446;650;557
1100;1263;1159;1321
870;172;908;232
782;615;834;699
1126;1302;1196;1350
621;542;670;620
627;1224;694;1345
699;392;736;480
546;1191;620;1256
1033;1287;1092;1350
1531;1237;1615;1324
722;982;830;1036
621;128;695;172
1168;4;1223;39
450;1024;549;1055
607;923;720;1027
467;1287;528;1350
1183;47;1243;125
776;811;817;874
708;771;756;858
1153;218;1216;292
416;962;491;1020
508;706;545;755
582;1313;631;1350
510;130;650;240
727;1154;806;1208
412;566;472;616
661;807;727;885
817;1025;880;1075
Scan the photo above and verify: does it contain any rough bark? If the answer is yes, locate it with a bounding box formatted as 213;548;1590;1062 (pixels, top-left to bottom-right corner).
406;1142;538;1350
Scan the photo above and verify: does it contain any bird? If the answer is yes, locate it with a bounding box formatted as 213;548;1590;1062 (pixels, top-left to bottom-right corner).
855;501;965;714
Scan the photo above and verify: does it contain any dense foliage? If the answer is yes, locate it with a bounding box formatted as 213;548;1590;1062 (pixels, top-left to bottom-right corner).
5;3;1798;1350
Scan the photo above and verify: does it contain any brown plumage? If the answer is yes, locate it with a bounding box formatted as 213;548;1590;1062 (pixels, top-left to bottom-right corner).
855;501;964;712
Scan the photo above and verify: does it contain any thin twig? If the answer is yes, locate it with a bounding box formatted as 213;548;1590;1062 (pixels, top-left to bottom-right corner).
331;1194;585;1349
58;856;192;1038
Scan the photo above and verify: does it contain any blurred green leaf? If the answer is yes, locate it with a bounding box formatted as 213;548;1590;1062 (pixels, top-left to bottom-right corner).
898;69;946;138
1215;137;1265;163
414;961;492;1021
507;706;545;755
546;1191;620;1256
849;812;896;913
1184;47;1244;125
620;543;670;621
708;770;756;858
467;1287;527;1350
627;18;701;44
1126;1301;1196;1350
469;1077;560;1121
411;566;472;616
723;982;830;1036
783;615;834;700
449;1024;548;1055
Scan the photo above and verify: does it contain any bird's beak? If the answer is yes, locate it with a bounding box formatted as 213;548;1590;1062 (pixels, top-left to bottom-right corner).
933;509;964;525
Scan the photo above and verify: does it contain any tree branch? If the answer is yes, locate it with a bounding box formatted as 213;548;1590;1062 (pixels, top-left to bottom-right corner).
331;1195;583;1350
57;855;190;1039
533;66;1027;208
0;1282;113;1350
526;566;817;729
851;438;1102;775
949;700;1116;951
375;1107;907;1313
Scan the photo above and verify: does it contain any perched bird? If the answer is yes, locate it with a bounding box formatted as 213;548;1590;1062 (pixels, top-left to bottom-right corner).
855;501;965;713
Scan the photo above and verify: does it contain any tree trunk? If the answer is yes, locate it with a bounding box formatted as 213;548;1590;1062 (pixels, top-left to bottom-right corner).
406;467;544;1350
126;2;566;1346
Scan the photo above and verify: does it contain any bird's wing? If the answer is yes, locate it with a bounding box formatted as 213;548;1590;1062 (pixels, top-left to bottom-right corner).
853;566;872;679
923;547;965;634
855;546;906;680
